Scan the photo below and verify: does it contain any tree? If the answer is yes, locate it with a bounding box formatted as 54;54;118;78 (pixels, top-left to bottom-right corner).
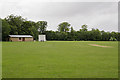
22;21;39;40
58;22;70;32
30;26;39;40
89;28;101;41
110;32;118;41
29;21;39;40
45;31;56;40
2;14;120;41
37;21;47;34
2;19;11;41
81;24;88;31
109;37;117;41
101;31;110;41
70;27;76;40
71;27;75;33
5;14;25;35
118;33;120;41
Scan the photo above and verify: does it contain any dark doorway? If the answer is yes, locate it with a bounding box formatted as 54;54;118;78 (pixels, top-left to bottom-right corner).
22;37;25;41
19;37;21;40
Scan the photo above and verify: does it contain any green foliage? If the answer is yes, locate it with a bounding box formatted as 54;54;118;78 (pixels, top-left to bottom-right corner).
37;21;47;34
58;22;70;32
2;15;47;40
90;28;101;41
81;24;88;31
109;37;117;41
2;19;11;41
118;33;120;41
70;27;76;41
1;14;120;41
5;14;25;35
101;31;110;41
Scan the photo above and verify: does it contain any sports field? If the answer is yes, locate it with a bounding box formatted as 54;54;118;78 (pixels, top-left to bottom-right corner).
2;41;118;78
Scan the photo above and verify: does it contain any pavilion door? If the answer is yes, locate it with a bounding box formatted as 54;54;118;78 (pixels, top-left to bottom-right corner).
22;37;25;41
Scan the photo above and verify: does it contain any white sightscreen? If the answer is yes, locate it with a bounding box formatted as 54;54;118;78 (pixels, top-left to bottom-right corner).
38;35;46;41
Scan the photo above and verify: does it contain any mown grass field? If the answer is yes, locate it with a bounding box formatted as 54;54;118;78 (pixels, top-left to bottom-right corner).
2;41;118;78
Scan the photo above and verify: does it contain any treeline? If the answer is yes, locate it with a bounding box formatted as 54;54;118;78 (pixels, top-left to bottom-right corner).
1;14;120;41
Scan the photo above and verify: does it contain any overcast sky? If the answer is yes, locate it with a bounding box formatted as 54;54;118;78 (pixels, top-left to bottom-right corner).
0;0;119;32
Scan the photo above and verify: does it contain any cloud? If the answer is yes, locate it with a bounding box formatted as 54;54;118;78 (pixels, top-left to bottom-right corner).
0;0;118;32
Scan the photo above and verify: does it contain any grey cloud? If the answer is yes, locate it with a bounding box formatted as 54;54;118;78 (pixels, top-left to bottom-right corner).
0;1;118;32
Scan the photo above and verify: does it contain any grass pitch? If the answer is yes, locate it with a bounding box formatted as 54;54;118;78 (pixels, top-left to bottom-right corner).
2;41;118;78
